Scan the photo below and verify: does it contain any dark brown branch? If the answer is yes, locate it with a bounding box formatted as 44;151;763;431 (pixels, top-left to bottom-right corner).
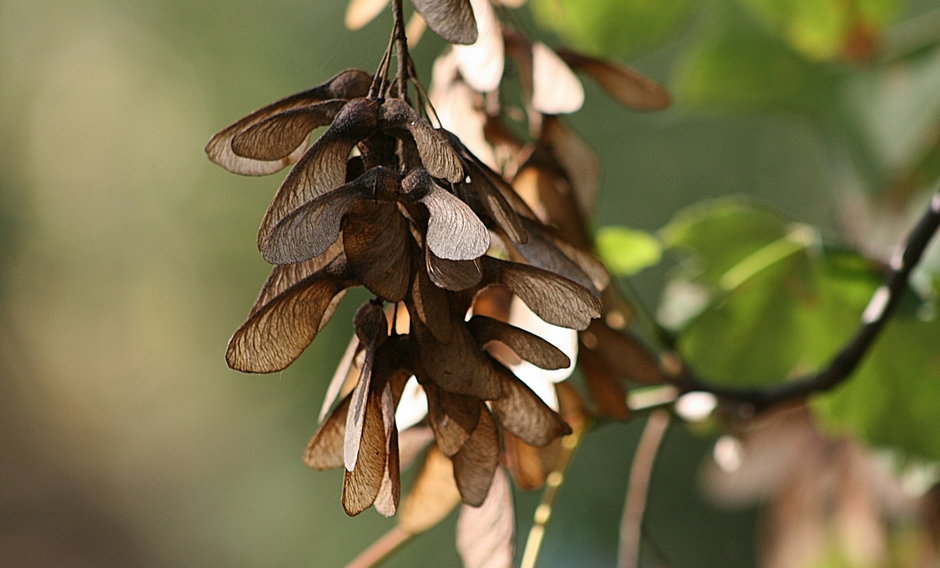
670;188;940;413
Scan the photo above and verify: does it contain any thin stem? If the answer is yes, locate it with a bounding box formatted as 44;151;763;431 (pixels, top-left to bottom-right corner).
344;526;413;568
519;418;589;568
369;23;397;99
391;0;410;101
617;410;671;568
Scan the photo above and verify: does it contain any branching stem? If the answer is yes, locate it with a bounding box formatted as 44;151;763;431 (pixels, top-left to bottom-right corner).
667;188;940;413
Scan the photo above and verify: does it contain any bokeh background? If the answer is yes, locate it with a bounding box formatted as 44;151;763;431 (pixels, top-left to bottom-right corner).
2;0;938;566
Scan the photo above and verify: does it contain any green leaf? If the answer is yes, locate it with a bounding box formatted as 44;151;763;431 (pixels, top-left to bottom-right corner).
673;6;829;111
736;0;900;61
595;226;662;277
660;198;940;461
529;0;694;57
660;198;799;288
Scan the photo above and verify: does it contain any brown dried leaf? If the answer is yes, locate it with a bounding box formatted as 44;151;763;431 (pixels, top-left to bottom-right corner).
426;247;483;291
452;406;500;506
304;395;350;470
531;42;583;115
411;0;478;45
399;446;461;534
226;261;354;373
453;0;504;92
489;363;571;447
257;98;380;244
346;0;388;30
557;49;671;111
482;258;601;330
467;315;569;370
456;468;514;568
421;185;490;261
342;390;387;515
231;99;347;161
205;69;371;175
426;383;482;455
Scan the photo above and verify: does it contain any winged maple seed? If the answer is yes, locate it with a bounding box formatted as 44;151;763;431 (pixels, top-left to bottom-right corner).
209;0;672;564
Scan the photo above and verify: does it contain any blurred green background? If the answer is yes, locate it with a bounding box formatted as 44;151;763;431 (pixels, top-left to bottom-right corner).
2;0;938;566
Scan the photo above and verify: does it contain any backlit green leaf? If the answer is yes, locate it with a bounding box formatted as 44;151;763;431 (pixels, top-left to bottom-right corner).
529;0;694;57
595;226;662;277
660;198;940;461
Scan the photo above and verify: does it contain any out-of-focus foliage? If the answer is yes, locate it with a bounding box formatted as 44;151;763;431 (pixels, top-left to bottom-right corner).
595;226;662;277
530;0;695;57
658;199;940;462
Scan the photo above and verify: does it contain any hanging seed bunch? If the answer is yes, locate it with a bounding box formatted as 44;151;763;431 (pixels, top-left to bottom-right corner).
208;0;672;563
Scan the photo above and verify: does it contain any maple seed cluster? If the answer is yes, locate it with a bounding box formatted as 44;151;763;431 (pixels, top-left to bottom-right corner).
206;56;603;513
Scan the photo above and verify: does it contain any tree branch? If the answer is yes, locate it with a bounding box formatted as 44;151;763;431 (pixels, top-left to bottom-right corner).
668;188;940;413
